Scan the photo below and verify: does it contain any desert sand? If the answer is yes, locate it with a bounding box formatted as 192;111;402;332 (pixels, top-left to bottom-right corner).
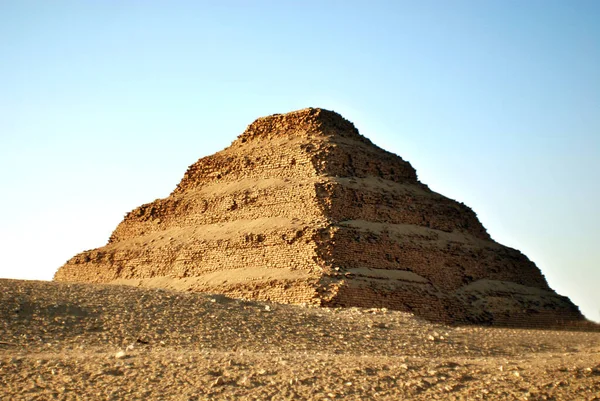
1;279;599;400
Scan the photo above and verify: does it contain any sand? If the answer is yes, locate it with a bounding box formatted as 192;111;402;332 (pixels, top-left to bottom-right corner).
1;279;599;400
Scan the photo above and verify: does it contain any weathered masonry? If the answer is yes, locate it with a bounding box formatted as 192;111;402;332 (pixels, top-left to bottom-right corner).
55;108;586;327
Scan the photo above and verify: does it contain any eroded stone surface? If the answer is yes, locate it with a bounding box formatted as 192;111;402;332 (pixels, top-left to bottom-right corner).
54;108;586;327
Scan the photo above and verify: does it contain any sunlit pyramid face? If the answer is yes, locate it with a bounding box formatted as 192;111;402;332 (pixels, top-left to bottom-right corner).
55;108;585;328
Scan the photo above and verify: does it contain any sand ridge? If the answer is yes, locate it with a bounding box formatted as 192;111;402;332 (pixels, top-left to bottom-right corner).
1;279;599;400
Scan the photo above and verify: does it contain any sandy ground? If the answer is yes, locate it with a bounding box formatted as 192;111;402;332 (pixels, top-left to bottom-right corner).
1;279;599;401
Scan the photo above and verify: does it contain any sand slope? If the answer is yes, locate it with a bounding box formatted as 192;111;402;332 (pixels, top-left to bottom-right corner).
1;279;599;400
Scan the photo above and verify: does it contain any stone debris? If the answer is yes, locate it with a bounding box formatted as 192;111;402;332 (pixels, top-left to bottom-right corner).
54;107;588;328
1;278;599;400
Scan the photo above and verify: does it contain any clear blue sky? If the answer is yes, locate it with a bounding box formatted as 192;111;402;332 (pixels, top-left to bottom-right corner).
1;1;598;321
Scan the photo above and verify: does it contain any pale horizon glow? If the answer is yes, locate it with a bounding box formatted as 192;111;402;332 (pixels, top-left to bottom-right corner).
1;1;598;322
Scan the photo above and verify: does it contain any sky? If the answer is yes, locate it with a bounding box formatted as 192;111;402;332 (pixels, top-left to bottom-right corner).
0;1;598;321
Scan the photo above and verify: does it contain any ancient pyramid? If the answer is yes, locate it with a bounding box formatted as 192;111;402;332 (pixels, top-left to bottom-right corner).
55;108;585;326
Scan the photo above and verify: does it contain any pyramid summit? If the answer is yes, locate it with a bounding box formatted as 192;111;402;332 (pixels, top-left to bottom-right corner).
55;108;585;327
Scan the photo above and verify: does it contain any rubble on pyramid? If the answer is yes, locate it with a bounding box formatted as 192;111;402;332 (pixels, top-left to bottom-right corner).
55;108;585;327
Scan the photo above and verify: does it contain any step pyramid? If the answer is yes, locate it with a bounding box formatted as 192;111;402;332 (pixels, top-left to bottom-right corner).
55;108;585;326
